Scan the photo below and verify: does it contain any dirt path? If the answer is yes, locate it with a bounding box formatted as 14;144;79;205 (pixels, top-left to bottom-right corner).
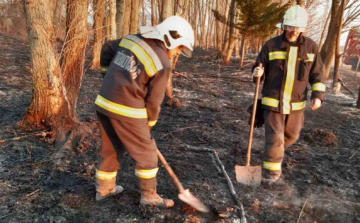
0;34;359;223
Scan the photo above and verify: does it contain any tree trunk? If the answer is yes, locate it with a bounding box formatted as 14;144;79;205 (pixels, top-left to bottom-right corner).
151;0;156;25
296;0;305;7
22;0;63;127
215;0;222;57
199;0;206;48
160;0;171;22
221;0;231;57
116;0;124;38
61;0;90;126
223;0;236;64
105;11;111;41
333;0;347;94
319;9;331;50
239;32;247;67
130;0;140;34
53;0;65;40
141;0;146;25
109;0;116;39
122;0;131;36
91;0;106;69
320;0;341;80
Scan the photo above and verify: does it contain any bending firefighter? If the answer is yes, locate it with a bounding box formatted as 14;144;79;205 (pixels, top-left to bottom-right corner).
94;16;195;207
252;5;326;185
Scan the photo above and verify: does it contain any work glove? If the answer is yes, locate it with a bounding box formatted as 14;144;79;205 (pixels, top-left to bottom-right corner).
247;99;264;128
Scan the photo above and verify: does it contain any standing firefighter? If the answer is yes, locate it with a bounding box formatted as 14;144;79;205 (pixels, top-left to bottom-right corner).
252;5;326;185
94;16;194;207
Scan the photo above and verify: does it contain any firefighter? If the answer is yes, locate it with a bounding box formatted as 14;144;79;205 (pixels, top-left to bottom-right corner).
94;16;195;208
252;5;326;185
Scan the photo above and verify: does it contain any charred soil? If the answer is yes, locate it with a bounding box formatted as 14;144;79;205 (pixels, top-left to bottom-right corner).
0;33;359;223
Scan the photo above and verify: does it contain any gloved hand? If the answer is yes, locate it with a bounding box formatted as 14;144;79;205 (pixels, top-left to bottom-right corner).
247;99;264;128
311;98;322;110
252;66;264;78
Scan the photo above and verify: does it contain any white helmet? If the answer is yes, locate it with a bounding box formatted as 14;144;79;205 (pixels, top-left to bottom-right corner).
282;5;308;32
140;16;195;57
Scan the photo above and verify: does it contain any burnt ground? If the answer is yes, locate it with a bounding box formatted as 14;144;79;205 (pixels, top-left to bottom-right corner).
0;33;359;223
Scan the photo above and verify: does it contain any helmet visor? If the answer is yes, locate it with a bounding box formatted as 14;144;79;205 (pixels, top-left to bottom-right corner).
283;25;306;32
181;46;193;58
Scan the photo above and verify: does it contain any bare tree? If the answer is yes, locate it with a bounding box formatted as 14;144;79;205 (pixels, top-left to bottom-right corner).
109;0;116;39
319;10;331;50
160;0;172;22
297;0;305;7
141;0;146;26
333;0;348;94
91;0;106;69
224;0;236;64
22;0;63;127
23;0;91;153
116;0;124;37
130;0;140;33
122;0;131;36
215;0;222;56
320;0;341;80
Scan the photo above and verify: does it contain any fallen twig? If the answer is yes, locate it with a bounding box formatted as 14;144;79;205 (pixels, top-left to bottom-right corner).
349;150;358;160
296;198;308;223
26;189;40;197
0;131;51;144
173;71;189;79
160;126;200;138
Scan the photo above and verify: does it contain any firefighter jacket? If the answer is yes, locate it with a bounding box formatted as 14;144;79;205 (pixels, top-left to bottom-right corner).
252;33;326;114
95;34;172;127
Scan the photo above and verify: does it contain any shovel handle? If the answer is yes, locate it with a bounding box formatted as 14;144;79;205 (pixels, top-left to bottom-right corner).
156;149;185;193
246;63;262;166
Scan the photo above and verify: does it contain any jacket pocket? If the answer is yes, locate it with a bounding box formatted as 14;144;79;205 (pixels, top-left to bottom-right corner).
298;61;311;81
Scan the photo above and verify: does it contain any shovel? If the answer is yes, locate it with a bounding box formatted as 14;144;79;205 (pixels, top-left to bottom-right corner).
156;149;209;213
235;64;263;186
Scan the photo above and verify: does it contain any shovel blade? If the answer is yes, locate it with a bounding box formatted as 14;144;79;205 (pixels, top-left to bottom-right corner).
178;189;209;213
235;165;262;186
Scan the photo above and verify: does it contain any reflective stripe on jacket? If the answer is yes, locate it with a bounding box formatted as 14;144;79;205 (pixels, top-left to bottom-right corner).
95;34;171;125
252;33;325;114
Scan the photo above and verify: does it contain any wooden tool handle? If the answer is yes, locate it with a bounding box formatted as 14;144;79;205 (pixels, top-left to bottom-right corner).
245;63;262;166
156;149;185;193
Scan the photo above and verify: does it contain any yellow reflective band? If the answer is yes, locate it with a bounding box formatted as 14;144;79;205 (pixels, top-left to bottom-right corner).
124;35;163;72
135;168;159;179
96;169;117;180
120;38;157;77
283;47;298;114
95;95;148;119
269;51;286;60
148;120;157;127
101;66;108;74
312;83;326;92
262;97;279;107
263;161;282;171
292;101;306;110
